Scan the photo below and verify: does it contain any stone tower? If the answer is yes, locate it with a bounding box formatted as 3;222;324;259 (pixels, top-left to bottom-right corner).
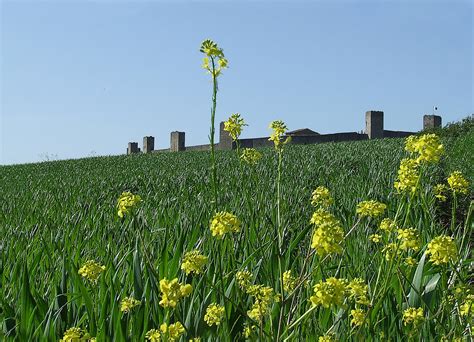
365;111;384;139
143;136;155;153
170;131;185;152
219;121;233;150
423;115;442;130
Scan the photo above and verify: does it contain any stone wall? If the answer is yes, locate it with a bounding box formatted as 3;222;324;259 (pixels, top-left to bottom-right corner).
126;111;443;155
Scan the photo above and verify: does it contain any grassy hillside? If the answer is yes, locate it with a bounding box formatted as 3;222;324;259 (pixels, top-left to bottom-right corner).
1;122;472;341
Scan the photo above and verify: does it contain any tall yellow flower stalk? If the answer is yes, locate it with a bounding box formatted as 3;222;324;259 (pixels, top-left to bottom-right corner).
200;39;228;210
268;119;291;339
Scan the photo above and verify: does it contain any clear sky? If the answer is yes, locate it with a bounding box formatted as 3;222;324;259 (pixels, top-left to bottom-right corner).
1;0;472;165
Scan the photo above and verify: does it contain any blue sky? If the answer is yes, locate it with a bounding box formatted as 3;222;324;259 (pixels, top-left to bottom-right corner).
1;0;472;165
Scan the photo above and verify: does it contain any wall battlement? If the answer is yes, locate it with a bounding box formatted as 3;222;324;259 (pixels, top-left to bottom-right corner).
125;111;442;154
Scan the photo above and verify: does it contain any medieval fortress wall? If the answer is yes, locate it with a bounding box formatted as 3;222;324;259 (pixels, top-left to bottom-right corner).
126;111;442;154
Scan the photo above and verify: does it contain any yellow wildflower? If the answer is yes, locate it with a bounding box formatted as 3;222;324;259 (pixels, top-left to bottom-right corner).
246;284;276;321
243;323;257;338
224;113;247;141
447;171;469;195
159;278;193;308
204;303;225;326
311;186;334;208
379;218;397;233
426;235;458;265
78;260;105;283
394;158;419;194
310;209;344;256
181;250;208;275
310;277;347;308
369;234;382;243
189;338;202;342
160;322;185;342
120;296;141;313
356;200;387;218
382;243;399;261
210;211;241;239
268;120;291;151
350;309;366;327
240;148;262;165
404;256;417;267
236;270;253;290
405;134;444;163
434;184;448;201
319;334;336;342
200;39;227;77
402;307;424;326
117;191;141;218
460;294;473;318
346;278;370;305
145;329;161;342
283;270;298;293
60;327;94;342
396;228;420;251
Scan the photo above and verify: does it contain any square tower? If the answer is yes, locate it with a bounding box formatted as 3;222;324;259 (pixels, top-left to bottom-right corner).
365;111;384;139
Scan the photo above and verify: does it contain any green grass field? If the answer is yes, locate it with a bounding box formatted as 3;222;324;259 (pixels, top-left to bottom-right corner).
1;120;473;341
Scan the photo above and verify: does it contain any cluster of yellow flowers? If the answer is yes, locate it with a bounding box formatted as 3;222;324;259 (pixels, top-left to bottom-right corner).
200;39;228;77
240;148;262;165
311;186;334;208
426;235;458;265
434;183;448;201
117;191;141;218
376;222;420;263
268;120;291;151
283;270;298;293
447;171;470;195
310;208;344;256
159;278;192;308
310;277;347;308
379;218;397;233
242;323;257;338
224;113;247;141
246;284;278;321
210;211;241;239
396;228;420;251
309;188;343;256
310;276;371;327
319;334;336;342
78;260;105;283
402;307;424;326
181;250;208;275
356;200;387;218
346;278;370;306
394;158;419;194
60;327;95;342
236;270;253;290
460;294;473;319
204;303;225;326
394;134;445;195
350;309;366;327
405;134;444;163
369;233;382;243
145;322;185;342
120;296;141;313
381;242;399;261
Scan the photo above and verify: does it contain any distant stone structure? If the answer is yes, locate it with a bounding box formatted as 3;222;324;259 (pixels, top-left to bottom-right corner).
423;115;442;130
365;111;384;139
125;111;443;155
127;142;140;154
143;136;154;153
170;131;185;152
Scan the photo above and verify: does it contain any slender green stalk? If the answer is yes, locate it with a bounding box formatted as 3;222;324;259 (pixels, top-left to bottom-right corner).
209;57;218;212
